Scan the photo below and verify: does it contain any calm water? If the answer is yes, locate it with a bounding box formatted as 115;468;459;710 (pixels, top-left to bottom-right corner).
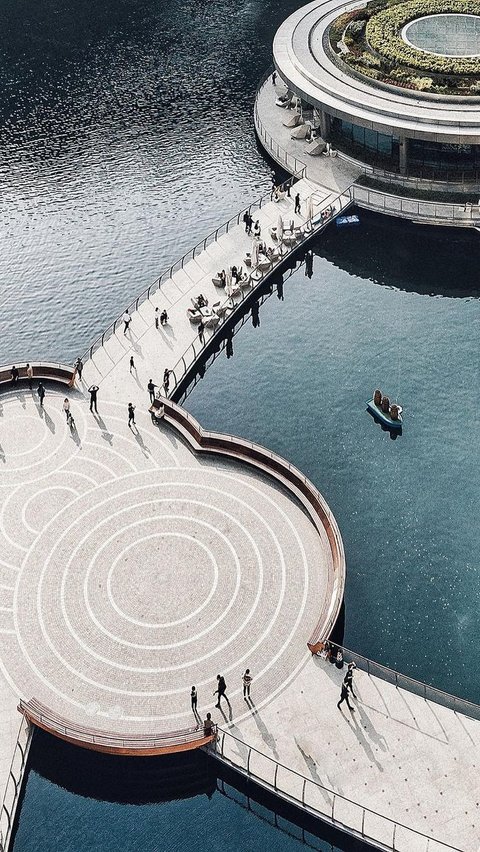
185;216;480;701
2;0;480;846
11;732;371;852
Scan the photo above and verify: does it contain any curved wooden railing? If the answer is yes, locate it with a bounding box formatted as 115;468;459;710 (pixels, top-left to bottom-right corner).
0;362;75;387
158;398;346;649
19;699;217;756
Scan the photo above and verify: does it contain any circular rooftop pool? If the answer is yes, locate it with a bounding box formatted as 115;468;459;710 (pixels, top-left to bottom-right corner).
402;13;480;57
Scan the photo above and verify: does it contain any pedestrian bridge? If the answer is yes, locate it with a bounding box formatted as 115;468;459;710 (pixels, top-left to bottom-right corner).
0;177;478;852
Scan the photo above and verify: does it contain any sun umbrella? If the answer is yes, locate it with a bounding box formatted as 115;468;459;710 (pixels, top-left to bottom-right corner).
251;239;259;268
277;215;284;242
306;194;314;223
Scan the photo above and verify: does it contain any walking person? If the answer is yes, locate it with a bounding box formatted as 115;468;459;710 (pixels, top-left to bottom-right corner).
344;662;357;699
129;355;135;374
63;398;71;421
160;309;168;325
155;307;160;329
272;70;277;86
191;686;198;717
128;402;136;428
163;369;170;395
74;357;83;381
88;384;99;414
294;192;301;215
214;674;229;709
26;363;33;390
123;309;132;335
243;210;250;233
337;681;355;712
37;382;45;407
242;669;252;701
10;366;19;386
198;319;205;344
147;379;156;403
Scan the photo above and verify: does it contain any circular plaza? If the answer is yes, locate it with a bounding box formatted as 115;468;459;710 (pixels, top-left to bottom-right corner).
0;383;343;749
272;0;480;181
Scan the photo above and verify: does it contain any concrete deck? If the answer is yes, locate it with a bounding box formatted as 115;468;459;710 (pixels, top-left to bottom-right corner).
255;76;480;228
219;658;480;851
81;175;342;398
0;388;336;739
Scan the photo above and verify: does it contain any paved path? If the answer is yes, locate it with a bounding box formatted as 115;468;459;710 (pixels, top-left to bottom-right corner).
81;175;344;403
226;657;480;851
0;389;333;736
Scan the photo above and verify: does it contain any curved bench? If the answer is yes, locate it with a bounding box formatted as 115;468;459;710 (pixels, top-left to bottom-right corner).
19;699;217;756
0;362;75;389
152;397;346;652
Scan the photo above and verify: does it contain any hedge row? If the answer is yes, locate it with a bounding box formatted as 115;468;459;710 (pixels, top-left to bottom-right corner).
366;0;480;74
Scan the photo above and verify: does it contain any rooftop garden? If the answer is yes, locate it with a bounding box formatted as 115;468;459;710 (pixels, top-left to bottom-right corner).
328;0;480;95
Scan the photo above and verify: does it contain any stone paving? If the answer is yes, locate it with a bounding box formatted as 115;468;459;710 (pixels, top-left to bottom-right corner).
0;388;331;735
230;658;480;852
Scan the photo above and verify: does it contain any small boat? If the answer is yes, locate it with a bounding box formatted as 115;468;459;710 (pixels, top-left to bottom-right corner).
366;398;403;429
336;215;360;227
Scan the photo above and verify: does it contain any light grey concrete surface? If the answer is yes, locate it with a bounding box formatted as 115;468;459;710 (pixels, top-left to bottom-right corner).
81;176;340;397
228;657;480;851
0;389;333;736
255;77;480;228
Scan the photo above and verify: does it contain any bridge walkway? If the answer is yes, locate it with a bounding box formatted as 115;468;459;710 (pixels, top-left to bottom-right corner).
215;654;479;852
81;176;346;400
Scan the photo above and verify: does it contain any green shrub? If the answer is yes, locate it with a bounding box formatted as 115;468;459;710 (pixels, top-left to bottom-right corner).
365;0;480;75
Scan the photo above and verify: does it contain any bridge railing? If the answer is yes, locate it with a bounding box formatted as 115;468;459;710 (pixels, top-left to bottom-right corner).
209;728;463;852
349;184;478;225
0;716;31;852
19;699;216;756
168;189;353;400
323;643;480;722
81;170;305;363
254;67;308;176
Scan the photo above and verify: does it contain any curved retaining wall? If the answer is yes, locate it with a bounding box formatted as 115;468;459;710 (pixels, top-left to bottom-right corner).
160;398;346;651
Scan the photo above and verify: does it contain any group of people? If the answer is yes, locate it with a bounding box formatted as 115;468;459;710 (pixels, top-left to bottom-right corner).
242;211;262;238
191;670;254;736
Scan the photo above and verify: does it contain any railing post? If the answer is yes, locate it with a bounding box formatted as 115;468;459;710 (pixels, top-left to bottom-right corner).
246;748;251;775
331;793;336;822
361;808;366;837
392;821;397;850
274;763;278;790
301;777;306;805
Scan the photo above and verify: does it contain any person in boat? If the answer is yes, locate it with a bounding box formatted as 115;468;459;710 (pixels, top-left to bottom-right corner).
381;395;390;414
373;389;382;406
390;404;399;421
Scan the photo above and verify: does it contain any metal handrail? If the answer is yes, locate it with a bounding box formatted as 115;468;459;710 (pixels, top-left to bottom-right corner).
323;643;480;721
254;69;308;177
19;699;216;754
209;728;464;852
0;716;31;852
80;171;304;363
168;189;353;402
349;183;478;222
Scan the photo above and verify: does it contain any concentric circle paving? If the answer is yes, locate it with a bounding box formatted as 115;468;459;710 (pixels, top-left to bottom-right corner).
0;390;335;736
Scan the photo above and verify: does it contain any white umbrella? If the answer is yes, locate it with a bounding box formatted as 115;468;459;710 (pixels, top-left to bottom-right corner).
251;239;259;267
306;194;314;223
277;215;284;242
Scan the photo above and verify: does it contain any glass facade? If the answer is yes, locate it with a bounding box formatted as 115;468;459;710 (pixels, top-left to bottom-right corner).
330;118;399;170
408;139;480;178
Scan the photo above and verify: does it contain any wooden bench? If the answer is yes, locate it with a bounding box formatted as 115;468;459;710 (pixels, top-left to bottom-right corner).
0;362;75;388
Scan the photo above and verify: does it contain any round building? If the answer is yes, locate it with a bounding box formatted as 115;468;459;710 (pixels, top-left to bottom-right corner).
272;0;480;184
